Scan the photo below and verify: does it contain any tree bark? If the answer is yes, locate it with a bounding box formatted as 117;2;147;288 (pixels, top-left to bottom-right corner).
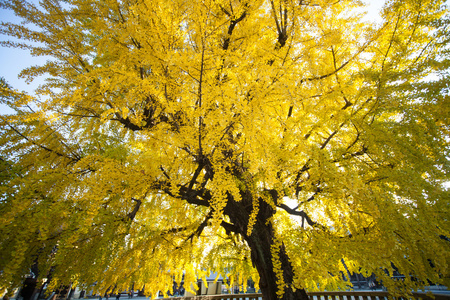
20;278;39;300
224;194;309;300
246;222;309;300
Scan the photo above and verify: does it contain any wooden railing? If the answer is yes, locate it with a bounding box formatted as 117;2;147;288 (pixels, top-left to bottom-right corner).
165;291;450;300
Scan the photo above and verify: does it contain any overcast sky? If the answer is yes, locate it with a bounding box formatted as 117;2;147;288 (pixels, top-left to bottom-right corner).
0;0;385;114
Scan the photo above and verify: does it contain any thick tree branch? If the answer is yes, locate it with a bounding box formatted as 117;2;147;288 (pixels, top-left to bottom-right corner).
320;129;338;149
222;9;247;51
220;220;240;235
187;161;204;192
169;212;214;250
216;6;248;83
185;211;213;242
126;198;142;221
277;204;324;229
152;180;211;207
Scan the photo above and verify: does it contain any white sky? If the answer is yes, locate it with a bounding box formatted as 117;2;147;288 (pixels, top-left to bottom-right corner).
0;0;385;115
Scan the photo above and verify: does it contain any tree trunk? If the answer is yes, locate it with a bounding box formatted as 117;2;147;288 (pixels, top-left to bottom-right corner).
225;194;309;300
246;222;309;300
20;278;39;300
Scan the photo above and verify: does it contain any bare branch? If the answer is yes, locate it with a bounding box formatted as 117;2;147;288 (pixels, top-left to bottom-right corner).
277;204;324;229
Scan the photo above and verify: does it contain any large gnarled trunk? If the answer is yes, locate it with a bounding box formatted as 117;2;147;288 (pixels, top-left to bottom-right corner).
225;194;309;300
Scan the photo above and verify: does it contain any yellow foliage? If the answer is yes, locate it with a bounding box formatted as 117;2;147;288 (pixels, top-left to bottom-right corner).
0;0;449;299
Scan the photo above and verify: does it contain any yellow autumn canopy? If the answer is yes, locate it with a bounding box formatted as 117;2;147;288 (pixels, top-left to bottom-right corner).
0;0;449;299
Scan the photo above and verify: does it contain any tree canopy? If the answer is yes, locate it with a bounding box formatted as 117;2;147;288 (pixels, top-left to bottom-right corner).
0;0;449;299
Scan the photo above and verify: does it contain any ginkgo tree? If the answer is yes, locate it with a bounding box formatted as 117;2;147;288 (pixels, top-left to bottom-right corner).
1;0;449;299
